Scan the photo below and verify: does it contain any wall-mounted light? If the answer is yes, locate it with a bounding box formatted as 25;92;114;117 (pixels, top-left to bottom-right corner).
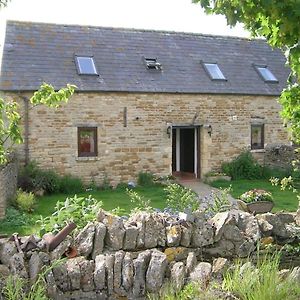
166;122;172;138
166;125;172;138
203;124;212;137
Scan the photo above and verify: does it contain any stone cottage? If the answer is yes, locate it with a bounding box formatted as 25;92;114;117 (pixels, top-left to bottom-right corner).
0;21;290;185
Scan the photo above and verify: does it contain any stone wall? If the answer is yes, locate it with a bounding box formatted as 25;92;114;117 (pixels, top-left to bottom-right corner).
0;161;17;219
4;92;288;186
0;209;299;299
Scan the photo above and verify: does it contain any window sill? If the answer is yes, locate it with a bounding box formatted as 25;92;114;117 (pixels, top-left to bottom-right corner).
76;156;100;161
250;149;265;153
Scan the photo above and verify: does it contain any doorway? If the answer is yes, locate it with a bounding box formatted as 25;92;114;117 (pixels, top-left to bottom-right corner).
172;127;200;178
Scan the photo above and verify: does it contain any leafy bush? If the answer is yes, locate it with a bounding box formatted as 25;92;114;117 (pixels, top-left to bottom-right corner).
59;174;83;194
15;189;36;213
137;172;155;186
164;183;199;213
240;189;273;203
127;188;153;213
221;151;263;180
37;195;103;235
18;162;61;194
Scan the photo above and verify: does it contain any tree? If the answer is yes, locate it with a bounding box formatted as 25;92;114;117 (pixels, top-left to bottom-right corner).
0;83;76;164
0;0;10;8
193;0;300;142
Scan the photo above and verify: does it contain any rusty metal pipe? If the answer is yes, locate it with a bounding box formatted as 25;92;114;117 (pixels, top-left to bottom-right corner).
45;222;77;252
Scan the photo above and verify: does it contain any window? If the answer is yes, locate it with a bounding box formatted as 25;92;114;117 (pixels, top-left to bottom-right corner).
202;62;226;80
78;127;98;157
255;65;278;82
251;124;264;150
75;56;98;75
144;57;162;70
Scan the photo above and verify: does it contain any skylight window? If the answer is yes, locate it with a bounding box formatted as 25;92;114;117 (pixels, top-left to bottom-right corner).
76;56;98;75
255;66;278;83
202;62;226;80
144;57;162;70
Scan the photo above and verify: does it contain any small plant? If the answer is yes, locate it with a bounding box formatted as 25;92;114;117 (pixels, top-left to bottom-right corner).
240;189;273;203
222;252;300;300
0;207;33;228
205;187;232;215
15;189;36;213
127;188;153;213
2;259;64;300
137;172;155;186
59;174;83;194
37;195;103;235
164;183;199;213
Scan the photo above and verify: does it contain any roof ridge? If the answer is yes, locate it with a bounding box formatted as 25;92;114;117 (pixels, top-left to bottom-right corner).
6;19;260;42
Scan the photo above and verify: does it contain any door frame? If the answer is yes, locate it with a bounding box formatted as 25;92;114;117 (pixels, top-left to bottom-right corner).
172;125;200;178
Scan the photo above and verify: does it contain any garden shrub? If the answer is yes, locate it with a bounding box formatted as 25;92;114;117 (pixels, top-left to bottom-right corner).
221;151;263;180
18;162;61;194
59;174;83;194
137;172;155;186
15;189;36;213
164;183;199;213
0;207;34;228
38;195;103;235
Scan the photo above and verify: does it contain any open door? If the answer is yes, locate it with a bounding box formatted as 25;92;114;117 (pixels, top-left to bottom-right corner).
172;126;200;178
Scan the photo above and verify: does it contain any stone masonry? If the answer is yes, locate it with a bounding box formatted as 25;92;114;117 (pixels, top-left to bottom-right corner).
0;161;17;219
4;92;288;186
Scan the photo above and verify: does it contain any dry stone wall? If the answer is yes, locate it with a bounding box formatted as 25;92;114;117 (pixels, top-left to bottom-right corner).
0;208;299;299
0;161;17;219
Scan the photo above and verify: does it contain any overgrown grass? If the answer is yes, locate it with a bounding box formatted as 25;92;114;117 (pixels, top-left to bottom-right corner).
0;185;167;236
223;253;300;300
210;179;298;211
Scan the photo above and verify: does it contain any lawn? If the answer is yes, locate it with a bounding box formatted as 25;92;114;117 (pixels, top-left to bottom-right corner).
0;185;167;236
210;179;299;212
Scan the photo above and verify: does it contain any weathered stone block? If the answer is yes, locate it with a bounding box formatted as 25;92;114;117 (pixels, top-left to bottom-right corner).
75;223;95;258
146;250;168;293
92;222;106;259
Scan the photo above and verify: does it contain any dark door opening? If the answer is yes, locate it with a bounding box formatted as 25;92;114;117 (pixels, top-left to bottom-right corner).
172;127;200;178
180;128;194;172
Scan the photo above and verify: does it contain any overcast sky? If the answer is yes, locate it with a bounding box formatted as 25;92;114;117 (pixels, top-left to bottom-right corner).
0;0;250;44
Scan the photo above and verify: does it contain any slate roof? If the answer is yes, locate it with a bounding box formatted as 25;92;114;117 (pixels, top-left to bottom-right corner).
0;20;290;95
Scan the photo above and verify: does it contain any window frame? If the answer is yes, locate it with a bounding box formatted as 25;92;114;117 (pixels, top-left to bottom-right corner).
77;127;98;157
75;56;98;75
251;124;265;150
253;64;278;83
201;61;227;81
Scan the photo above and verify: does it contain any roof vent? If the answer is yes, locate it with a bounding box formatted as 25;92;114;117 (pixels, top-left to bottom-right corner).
144;57;162;70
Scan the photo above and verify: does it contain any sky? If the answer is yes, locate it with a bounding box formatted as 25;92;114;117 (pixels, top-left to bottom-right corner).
0;0;250;45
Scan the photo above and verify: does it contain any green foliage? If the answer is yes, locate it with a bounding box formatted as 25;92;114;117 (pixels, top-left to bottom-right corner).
206;187;232;215
15;189;36;213
222;253;300;300
164;183;199;213
127;188;153;213
0;83;75;165
221;151;263;180
18;162;83;194
59;174;83;194
0;206;34;228
37;195;103;235
137;172;155;186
